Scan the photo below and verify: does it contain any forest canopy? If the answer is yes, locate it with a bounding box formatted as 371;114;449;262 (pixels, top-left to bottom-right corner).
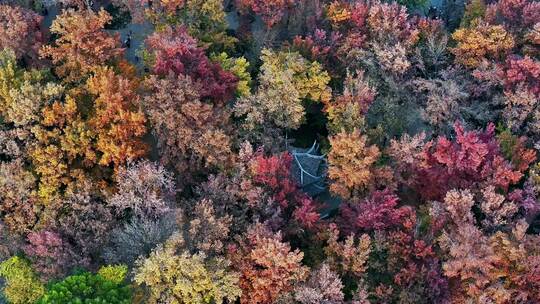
1;0;540;303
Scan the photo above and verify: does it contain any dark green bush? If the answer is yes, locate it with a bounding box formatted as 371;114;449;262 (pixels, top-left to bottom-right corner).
37;272;131;304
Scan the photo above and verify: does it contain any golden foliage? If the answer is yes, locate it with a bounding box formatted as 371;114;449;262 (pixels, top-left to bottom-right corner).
328;129;384;198
451;21;514;68
235;49;331;130
31;96;95;202
134;245;241;304
0;256;45;304
327;1;351;27
0;50;54;126
97;264;128;284
325;70;376;134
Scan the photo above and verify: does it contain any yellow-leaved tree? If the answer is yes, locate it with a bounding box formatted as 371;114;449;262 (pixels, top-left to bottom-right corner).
234;49;331;131
328;129;393;198
451;21;514;68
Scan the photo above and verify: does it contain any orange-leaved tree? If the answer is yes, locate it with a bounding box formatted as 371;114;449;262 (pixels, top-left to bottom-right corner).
86;66;147;167
328;129;392;199
40;9;123;83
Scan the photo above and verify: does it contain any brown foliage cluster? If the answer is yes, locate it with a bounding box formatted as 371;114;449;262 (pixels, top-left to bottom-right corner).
143;73;233;185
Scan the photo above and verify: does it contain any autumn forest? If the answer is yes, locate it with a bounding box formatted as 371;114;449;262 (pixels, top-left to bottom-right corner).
1;0;540;303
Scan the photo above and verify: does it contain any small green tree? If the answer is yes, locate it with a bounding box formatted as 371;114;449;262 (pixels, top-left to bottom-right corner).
37;269;132;304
